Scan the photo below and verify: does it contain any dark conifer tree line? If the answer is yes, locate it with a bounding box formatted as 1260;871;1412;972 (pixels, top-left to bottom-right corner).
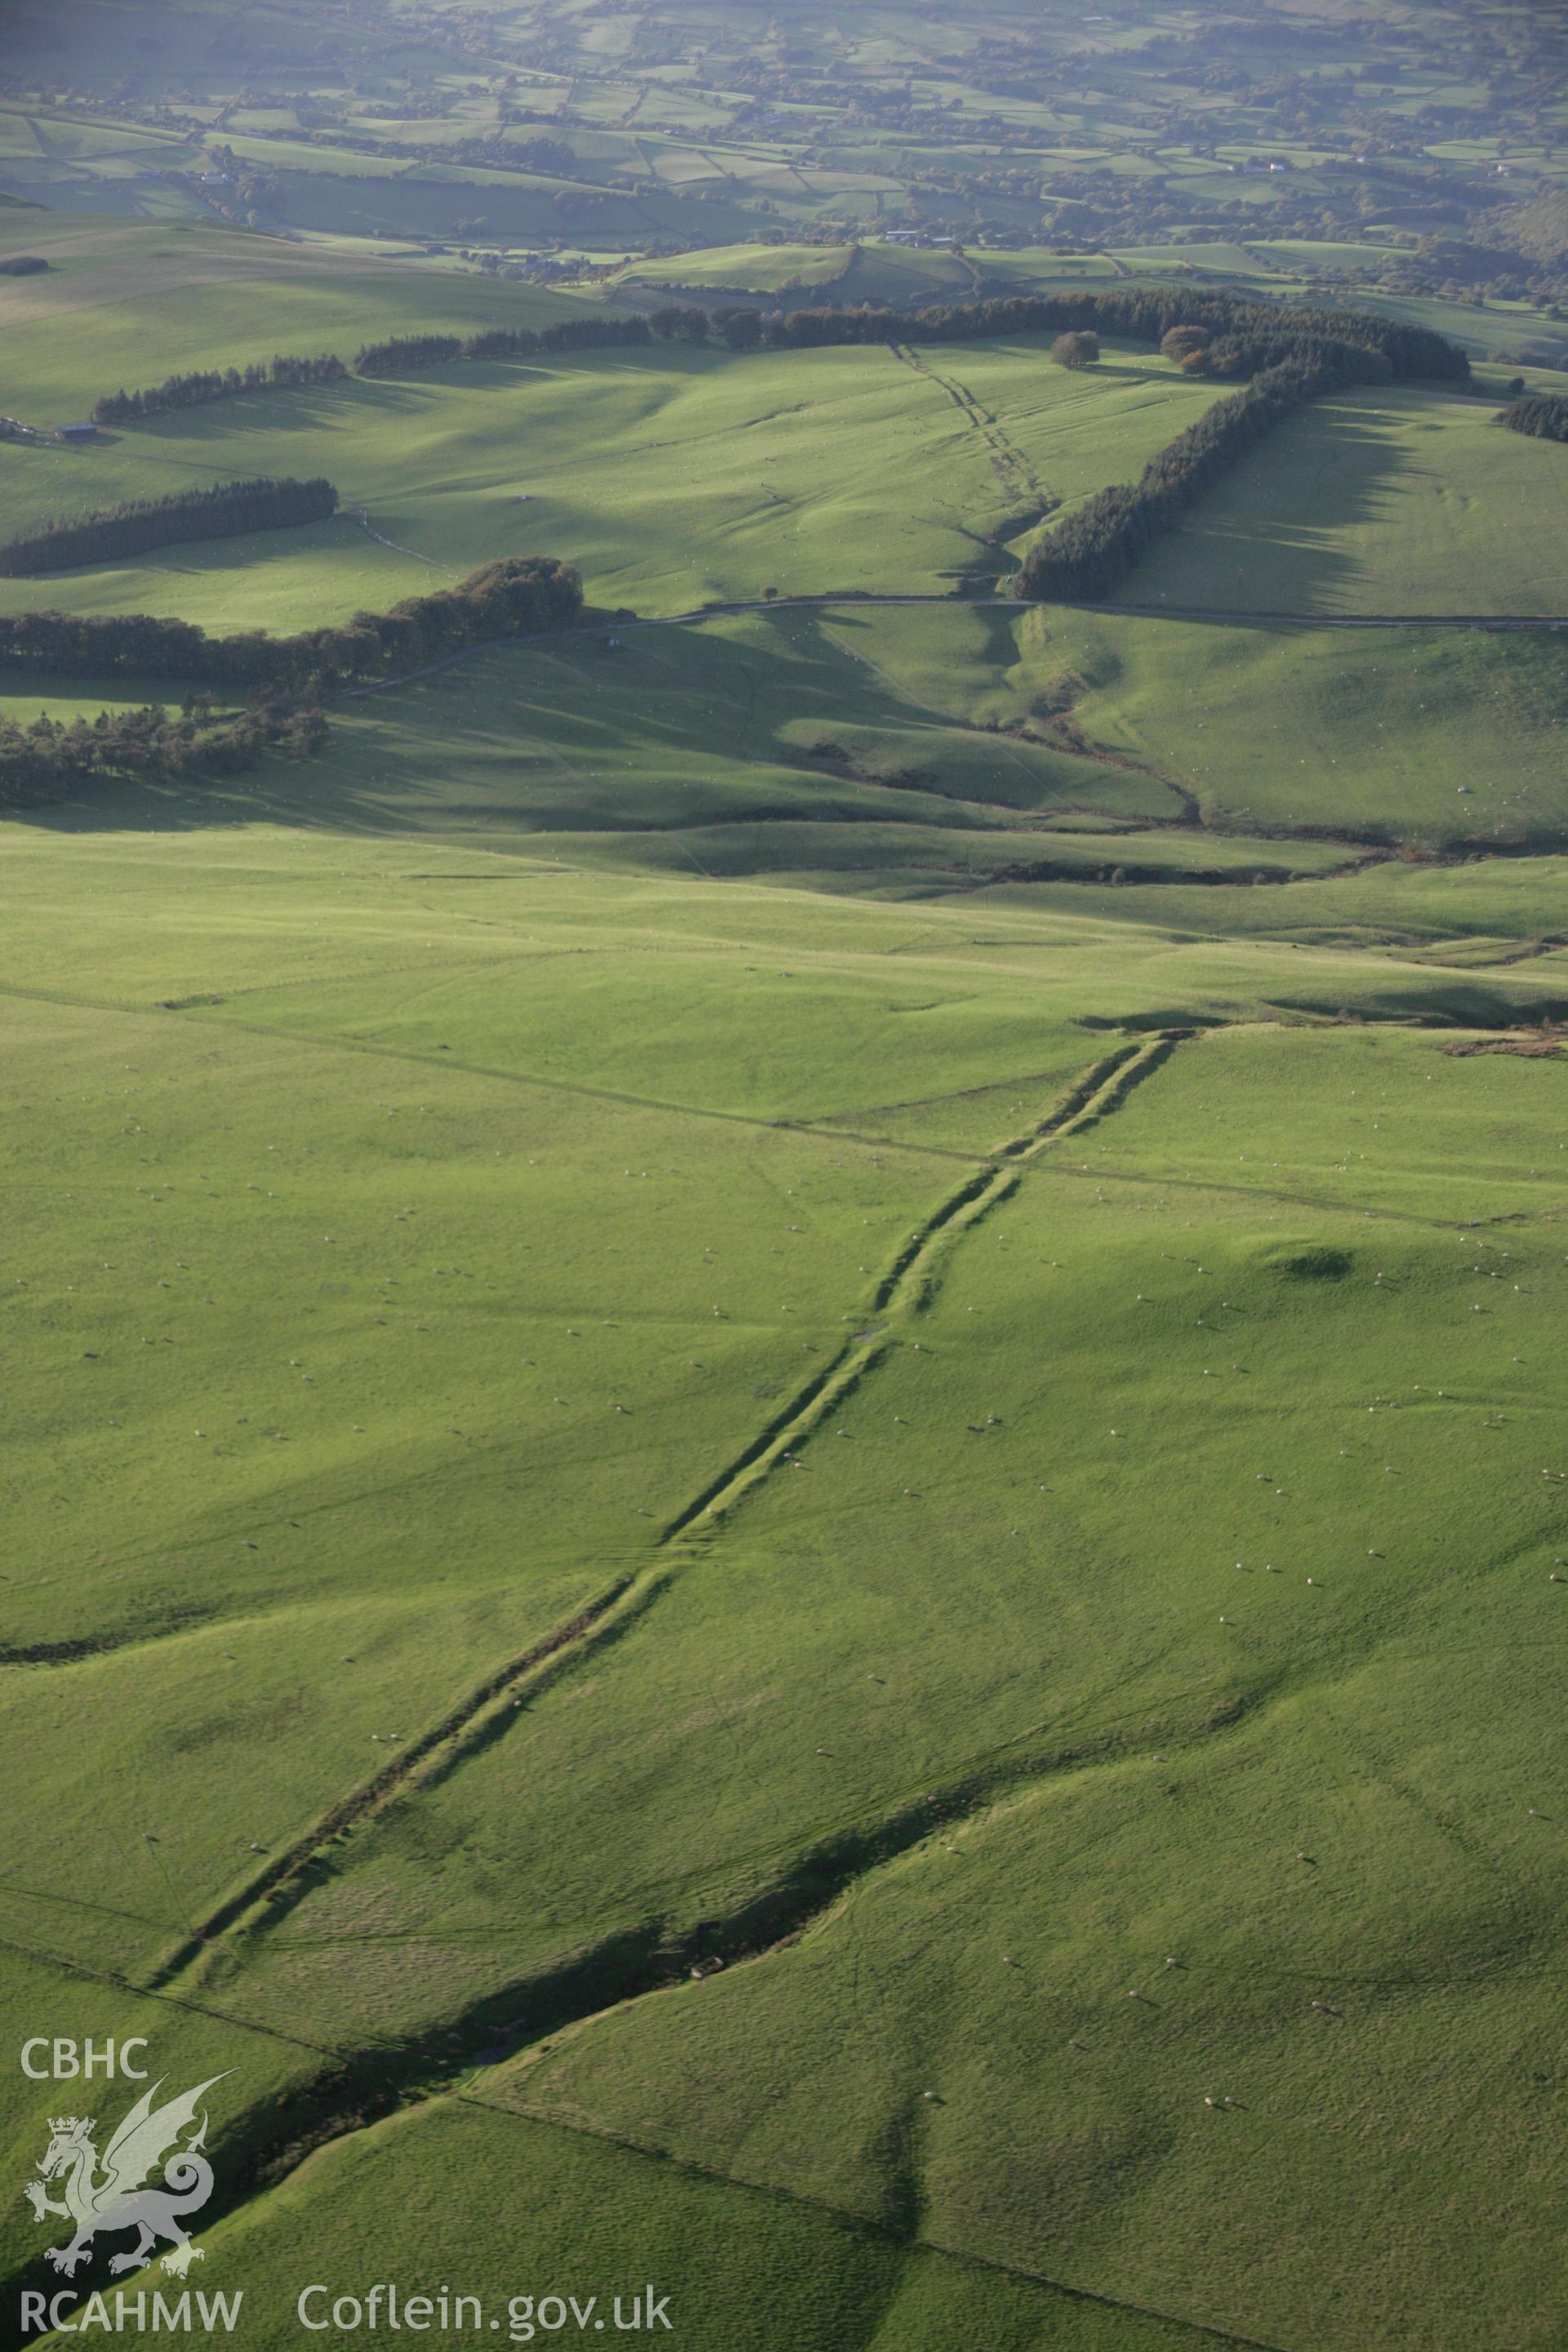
537;316;654;353
351;315;653;373
1496;391;1568;442
0;478;340;577
759;287;1463;382
1014;360;1348;603
81;288;1463;440
353;332;466;373
93;353;345;424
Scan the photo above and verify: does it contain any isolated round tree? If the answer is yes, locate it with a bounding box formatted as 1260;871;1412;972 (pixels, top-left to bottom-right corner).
1050;331;1100;368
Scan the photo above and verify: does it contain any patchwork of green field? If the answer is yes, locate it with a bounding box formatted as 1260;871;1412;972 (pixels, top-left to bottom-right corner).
4;0;1563;287
625;242;1133;306
614;243;1568;370
617;240;991;306
1110;241;1279;278
259;167;761;253
615;242;854;292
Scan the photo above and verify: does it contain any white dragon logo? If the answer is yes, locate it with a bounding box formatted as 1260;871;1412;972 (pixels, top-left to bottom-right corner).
23;2075;229;2279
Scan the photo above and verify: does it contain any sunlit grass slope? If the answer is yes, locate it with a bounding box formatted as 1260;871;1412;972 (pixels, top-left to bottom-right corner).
0;210;595;416
204;2100;1210;2352
0;339;1225;628
829;603;1568;852
163;1020;1568;2352
3;188;1567;2352
1112;384;1568;617
1;844;982;1989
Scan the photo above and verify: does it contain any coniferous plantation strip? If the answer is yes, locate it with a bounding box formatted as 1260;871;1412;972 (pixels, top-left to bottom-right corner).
1496;391;1568;442
0;477;340;577
0;554;582;687
93;354;347;425
81;283;1465;430
756;287;1466;383
87;317;660;425
1013;360;1342;603
351;314;653;372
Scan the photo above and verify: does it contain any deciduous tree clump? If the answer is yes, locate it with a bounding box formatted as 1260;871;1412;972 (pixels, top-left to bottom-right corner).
1496;391;1568;441
0;555;583;687
0;557;583;807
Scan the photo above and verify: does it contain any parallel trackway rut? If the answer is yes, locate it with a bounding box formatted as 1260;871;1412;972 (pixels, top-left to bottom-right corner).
3;1032;1218;2330
888;342;1050;513
146;1032;1187;1995
44;1021;1548;2331
142;1575;660;1991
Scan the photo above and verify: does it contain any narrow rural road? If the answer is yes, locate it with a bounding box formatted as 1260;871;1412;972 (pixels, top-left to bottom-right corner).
643;592;1568;632
340;590;1568;701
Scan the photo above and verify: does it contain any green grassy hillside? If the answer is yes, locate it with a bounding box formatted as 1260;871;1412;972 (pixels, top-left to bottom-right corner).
3;117;1567;2352
8;824;1558;2348
1112;384;1568;617
0;336;1227;628
211;2101;1195;2352
0;212;598;418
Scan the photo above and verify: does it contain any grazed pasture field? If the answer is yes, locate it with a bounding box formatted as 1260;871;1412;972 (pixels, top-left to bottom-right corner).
0;323;1227;627
1114;383;1568;617
3;813;1566;2350
2;174;1566;2352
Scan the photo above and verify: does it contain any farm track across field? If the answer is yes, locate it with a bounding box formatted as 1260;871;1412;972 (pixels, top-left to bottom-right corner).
340;592;1568;704
353;506;458;573
887;342;1050;511
338;592;1568;710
